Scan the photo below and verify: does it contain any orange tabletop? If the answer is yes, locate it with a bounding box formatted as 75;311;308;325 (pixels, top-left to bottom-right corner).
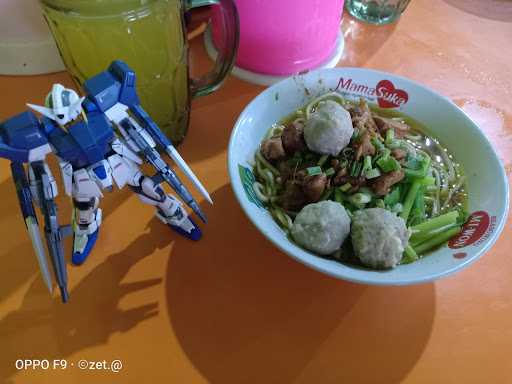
1;1;511;383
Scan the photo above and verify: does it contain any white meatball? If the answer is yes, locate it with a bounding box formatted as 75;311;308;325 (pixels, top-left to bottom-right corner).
304;100;354;156
291;201;351;255
351;208;410;269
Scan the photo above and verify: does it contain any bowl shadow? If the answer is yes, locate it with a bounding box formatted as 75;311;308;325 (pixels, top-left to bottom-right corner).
166;184;436;384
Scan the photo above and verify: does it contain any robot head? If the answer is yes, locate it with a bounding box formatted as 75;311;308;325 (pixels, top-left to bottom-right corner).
27;84;85;127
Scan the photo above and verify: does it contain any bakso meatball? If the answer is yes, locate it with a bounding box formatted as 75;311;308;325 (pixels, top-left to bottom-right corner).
304;100;354;156
291;201;351;255
351;208;410;269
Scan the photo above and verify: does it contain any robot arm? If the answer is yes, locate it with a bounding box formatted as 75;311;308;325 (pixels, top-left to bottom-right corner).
113;61;212;205
83;60;212;218
0;111;52;163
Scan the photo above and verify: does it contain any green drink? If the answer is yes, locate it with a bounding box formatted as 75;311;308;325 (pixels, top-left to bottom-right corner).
40;0;239;144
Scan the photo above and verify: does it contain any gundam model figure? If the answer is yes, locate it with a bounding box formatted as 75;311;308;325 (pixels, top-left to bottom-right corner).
0;60;212;303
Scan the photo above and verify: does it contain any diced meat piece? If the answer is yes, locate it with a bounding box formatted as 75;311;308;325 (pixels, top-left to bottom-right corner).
332;170;366;192
349;177;366;193
351;98;378;134
373;116;410;138
353;132;376;161
371;170;405;196
392;148;407;160
295;169;308;182
331;159;340;169
281;180;308;211
302;174;327;203
282;121;306;154
277;161;293;183
333;168;348;186
260;137;286;161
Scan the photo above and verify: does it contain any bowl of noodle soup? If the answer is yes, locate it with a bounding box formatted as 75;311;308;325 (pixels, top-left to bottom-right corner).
228;68;508;285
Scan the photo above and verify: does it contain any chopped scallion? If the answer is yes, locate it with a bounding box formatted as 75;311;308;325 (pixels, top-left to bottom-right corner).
371;137;385;151
349;192;372;207
365;168;381;179
385;129;395;145
317;155;329;167
306;166;322;176
377;156;401;172
325;167;335;176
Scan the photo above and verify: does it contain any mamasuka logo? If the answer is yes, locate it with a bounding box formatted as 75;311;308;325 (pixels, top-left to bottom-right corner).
334;78;409;108
448;211;492;249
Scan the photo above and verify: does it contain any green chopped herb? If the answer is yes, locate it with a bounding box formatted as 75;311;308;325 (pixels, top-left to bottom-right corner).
350;160;362;177
385;129;395;145
377;156;401;172
400;179;422;221
348;192;372;208
355;161;363;176
340;182;352;192
413;226;462;255
334;188;344;203
306;166;322;176
371;137;385;152
404;156;422;170
361;155;372;174
325;167;335;176
404;155;431;178
365;167;381;179
384;185;401;206
419;176;435;186
317;154;329;167
402;245;418;264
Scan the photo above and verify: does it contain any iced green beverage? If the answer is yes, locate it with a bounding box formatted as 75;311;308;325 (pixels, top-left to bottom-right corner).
40;0;190;143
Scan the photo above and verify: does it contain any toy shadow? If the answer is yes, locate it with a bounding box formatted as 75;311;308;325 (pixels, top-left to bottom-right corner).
0;174;132;304
0;198;163;383
167;184;436;384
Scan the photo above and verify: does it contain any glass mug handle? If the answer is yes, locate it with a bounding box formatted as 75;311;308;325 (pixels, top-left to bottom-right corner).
185;0;239;97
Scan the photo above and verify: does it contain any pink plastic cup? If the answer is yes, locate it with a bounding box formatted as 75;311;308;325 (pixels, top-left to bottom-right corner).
211;0;344;76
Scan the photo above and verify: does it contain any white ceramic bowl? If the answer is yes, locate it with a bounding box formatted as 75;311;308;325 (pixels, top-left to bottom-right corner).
228;68;509;285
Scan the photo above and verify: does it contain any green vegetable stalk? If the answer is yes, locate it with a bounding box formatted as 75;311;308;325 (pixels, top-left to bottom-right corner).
400;179;422;222
413;226;462;254
411;210;459;232
402;244;418;264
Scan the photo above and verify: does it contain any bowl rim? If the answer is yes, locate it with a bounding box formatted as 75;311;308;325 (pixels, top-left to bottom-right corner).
227;67;510;285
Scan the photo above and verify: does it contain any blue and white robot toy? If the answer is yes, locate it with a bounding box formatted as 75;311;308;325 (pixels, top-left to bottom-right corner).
0;60;212;303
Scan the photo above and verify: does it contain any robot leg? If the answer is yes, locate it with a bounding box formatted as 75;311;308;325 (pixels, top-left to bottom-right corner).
71;196;102;265
129;175;202;241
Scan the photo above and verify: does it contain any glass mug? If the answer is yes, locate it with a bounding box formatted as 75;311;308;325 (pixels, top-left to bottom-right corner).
345;0;411;25
39;0;239;144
